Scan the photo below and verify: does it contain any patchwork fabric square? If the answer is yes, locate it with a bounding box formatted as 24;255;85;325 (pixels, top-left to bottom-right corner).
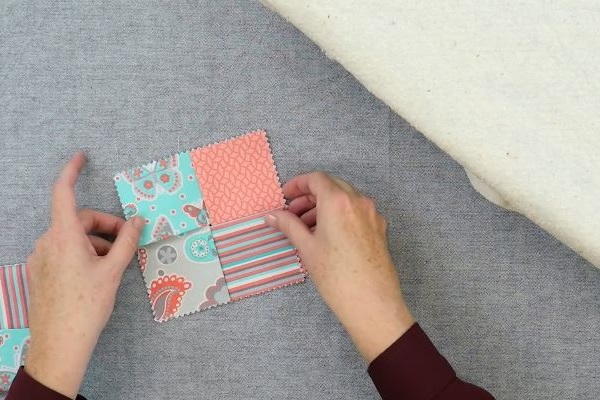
114;152;206;247
212;210;304;301
0;264;29;329
114;130;305;322
190;131;285;225
138;226;230;322
0;328;30;397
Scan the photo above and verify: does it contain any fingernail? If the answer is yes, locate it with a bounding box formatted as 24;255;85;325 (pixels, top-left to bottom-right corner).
265;214;277;226
132;216;145;229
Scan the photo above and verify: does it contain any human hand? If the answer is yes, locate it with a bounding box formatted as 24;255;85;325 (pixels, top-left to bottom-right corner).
266;172;414;363
25;153;143;398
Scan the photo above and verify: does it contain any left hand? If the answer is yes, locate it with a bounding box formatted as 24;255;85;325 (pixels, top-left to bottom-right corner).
25;152;143;399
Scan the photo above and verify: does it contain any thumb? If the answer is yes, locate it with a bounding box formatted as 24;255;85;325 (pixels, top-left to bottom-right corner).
266;210;312;250
106;216;144;271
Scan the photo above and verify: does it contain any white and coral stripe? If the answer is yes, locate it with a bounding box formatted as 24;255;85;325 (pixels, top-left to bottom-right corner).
212;211;304;301
0;263;29;329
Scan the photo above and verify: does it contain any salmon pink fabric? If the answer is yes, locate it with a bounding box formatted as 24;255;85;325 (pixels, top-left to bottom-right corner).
190;131;285;225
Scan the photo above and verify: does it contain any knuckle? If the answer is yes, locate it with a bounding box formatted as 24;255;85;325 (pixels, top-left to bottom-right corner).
312;171;334;186
331;190;352;209
332;177;354;192
379;214;388;227
312;171;329;181
26;254;36;266
33;235;47;252
45;227;59;239
123;233;137;251
363;197;376;209
277;216;290;233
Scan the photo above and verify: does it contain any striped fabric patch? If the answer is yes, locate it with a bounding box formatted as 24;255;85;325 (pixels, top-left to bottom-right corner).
212;211;305;301
0;264;29;329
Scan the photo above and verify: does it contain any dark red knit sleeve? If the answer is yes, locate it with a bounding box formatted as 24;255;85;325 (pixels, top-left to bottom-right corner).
6;367;86;400
368;323;494;400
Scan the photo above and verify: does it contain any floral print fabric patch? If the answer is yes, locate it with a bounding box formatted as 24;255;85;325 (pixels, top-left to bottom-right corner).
139;225;230;322
114;152;206;247
0;328;30;397
114;130;305;322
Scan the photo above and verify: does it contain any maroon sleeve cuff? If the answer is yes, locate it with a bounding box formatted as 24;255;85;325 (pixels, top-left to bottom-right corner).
6;367;86;400
368;323;494;400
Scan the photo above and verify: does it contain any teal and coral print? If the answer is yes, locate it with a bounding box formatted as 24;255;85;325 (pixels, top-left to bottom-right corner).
139;225;230;322
184;230;219;263
0;329;30;397
114;152;207;246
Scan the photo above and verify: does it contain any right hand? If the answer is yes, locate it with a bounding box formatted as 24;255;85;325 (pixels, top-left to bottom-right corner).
266;172;414;363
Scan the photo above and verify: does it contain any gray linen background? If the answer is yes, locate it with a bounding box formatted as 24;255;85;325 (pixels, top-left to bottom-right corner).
1;1;598;399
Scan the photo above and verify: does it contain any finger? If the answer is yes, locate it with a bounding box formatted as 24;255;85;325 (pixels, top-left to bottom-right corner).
88;235;113;256
300;208;317;227
282;172;337;201
330;176;356;193
79;209;125;236
288;194;316;216
265;210;312;249
106;217;144;271
51;152;87;225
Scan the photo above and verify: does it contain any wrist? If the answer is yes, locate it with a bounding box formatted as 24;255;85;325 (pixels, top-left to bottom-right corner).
25;332;96;399
336;292;415;363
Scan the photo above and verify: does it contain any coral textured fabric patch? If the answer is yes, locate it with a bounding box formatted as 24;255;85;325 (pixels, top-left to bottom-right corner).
0;264;29;329
190;131;285;225
0;328;30;396
114;131;304;322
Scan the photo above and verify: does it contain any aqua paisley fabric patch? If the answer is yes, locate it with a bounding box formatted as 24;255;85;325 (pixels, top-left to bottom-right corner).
0;328;30;397
114;152;206;246
139;225;230;322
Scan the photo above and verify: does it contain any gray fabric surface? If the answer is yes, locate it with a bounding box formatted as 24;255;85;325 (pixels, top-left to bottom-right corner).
0;1;598;399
